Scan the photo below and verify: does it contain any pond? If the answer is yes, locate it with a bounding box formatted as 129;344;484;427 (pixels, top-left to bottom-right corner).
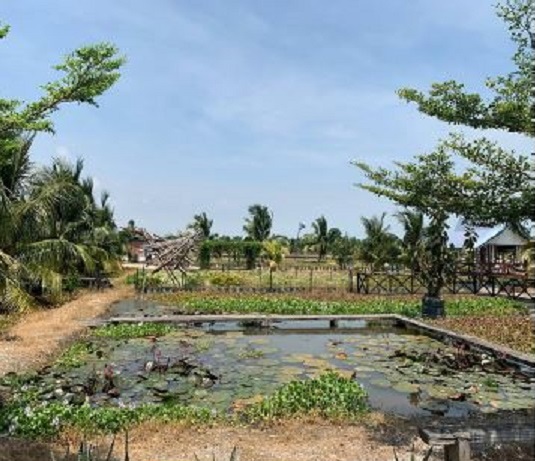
10;299;533;420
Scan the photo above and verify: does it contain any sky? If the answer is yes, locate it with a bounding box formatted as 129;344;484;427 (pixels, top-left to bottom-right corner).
1;0;531;237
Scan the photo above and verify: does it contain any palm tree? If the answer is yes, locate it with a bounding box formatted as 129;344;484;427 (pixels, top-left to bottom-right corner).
243;204;272;241
396;209;426;272
311;216;329;261
331;234;357;269
189;212;213;239
359;213;401;270
1;153;122;312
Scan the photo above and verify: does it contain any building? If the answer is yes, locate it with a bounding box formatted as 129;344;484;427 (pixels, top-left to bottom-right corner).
123;228;149;263
449;223;529;269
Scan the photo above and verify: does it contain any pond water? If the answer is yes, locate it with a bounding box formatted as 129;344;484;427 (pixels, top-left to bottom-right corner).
13;299;535;419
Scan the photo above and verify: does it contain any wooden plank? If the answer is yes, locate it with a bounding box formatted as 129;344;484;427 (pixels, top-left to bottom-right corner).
419;428;470;446
95;313;401;325
420;423;535;447
83;314;402;327
445;439;471;461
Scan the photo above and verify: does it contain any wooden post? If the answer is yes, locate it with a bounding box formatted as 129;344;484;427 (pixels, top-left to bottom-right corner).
141;266;147;295
309;268;313;291
269;267;273;291
444;438;471;461
348;269;354;293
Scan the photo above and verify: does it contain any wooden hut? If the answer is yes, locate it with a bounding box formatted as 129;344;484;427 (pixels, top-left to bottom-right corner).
449;223;529;271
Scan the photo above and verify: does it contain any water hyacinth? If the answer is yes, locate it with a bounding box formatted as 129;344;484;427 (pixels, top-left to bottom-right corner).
243;371;369;422
151;292;524;318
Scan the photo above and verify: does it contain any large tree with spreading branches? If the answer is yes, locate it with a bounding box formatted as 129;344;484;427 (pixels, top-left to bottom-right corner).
354;0;534;314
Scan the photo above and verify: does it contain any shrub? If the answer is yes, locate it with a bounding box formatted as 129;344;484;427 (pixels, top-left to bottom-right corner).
208;272;244;287
62;274;80;293
184;272;204;290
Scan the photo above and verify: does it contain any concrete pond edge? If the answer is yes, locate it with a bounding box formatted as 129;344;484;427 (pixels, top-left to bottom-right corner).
87;313;535;371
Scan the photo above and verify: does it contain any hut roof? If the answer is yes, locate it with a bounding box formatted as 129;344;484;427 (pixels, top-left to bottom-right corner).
449;222;528;249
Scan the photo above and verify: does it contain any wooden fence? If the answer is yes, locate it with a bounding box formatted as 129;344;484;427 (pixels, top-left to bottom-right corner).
355;271;535;300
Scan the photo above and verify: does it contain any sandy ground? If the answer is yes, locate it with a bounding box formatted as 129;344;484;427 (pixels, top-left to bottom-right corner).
0;283;133;376
0;419;439;461
124;420;436;461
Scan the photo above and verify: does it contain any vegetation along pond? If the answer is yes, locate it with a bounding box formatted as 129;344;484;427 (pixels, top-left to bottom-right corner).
4;299;535;426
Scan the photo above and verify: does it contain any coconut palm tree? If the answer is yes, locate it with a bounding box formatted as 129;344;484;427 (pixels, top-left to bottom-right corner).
1;28;124;312
243;204;272;242
359;213;401;270
189;212;213;239
311;216;328;261
1;153;121;312
396;209;426;272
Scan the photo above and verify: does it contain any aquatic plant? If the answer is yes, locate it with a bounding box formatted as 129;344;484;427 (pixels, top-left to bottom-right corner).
0;401;214;438
238;346;265;359
55;342;96;368
151;292;524;318
243;371;368;422
93;323;176;339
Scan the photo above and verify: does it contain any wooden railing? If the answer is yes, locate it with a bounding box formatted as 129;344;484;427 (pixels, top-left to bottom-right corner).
355;271;535;300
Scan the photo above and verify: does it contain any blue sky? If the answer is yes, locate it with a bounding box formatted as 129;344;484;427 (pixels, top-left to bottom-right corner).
1;0;531;237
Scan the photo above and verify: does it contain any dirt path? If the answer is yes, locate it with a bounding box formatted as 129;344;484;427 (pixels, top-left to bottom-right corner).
1;419;438;461
0;284;133;376
125;420;435;461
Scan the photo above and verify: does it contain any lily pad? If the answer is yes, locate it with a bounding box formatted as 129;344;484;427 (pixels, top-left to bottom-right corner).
392;382;420;394
370;378;391;388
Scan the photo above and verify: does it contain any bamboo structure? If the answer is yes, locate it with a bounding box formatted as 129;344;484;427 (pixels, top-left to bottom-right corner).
142;229;203;286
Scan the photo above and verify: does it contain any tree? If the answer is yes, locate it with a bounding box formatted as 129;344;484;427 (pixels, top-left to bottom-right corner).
243;204;272;241
398;0;535;273
310;216;342;261
262;240;288;265
0;22;124;311
358;214;400;270
398;1;534;137
331;235;357;269
311;216;329;261
189;212;213;239
354;138;529;303
355;1;534;314
396;210;426;272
